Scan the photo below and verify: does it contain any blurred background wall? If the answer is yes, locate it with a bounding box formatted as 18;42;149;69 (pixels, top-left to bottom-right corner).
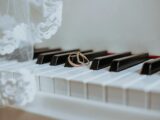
36;0;160;55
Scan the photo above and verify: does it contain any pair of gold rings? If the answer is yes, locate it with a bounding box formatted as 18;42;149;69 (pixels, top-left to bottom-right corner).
68;51;90;67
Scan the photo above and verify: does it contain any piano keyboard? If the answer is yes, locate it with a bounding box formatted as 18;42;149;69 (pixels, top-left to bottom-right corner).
1;47;160;115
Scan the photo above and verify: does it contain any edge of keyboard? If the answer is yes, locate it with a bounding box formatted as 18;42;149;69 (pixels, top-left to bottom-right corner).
11;92;160;120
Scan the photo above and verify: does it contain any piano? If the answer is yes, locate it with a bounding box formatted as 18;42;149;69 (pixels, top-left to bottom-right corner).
0;47;160;120
1;0;160;120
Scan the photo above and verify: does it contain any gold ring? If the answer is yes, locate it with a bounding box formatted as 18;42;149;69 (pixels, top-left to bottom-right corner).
67;51;90;67
77;52;90;66
68;53;81;67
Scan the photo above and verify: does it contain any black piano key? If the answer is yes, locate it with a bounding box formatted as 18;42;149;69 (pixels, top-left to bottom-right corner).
34;47;49;52
141;58;160;75
110;53;149;72
65;50;108;67
36;49;80;64
90;52;132;70
34;48;62;59
34;47;49;59
50;50;93;66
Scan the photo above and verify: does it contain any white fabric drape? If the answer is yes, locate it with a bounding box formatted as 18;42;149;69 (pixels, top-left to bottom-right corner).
0;0;63;106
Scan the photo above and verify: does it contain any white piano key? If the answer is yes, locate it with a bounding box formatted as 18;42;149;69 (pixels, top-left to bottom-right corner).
31;65;52;91
0;59;64;91
6;61;36;70
54;66;91;95
0;60;36;72
87;63;144;102
33;64;64;75
15;59;63;87
0;60;18;67
107;73;145;105
0;60;17;66
39;75;54;93
127;74;160;109
69;69;107;98
0;59;36;70
0;61;18;80
13;61;64;91
148;80;160;111
39;66;82;93
0;61;36;80
0;59;51;74
1;60;57;89
34;65;64;91
35;76;41;91
105;62;148;105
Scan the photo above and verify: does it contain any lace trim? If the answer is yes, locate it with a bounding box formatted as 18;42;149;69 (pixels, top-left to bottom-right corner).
0;23;29;55
0;0;63;106
0;0;63;55
0;69;36;106
33;0;63;42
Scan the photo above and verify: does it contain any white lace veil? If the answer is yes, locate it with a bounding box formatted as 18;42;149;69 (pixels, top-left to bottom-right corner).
0;0;63;106
0;0;63;61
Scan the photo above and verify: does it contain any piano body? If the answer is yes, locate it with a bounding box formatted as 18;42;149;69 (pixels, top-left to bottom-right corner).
1;0;160;120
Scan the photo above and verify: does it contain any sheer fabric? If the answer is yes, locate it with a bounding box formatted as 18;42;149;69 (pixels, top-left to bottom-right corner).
0;0;63;106
0;0;63;61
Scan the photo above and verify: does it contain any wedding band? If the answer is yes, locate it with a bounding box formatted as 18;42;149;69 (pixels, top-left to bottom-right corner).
68;51;90;67
68;53;81;67
76;52;90;66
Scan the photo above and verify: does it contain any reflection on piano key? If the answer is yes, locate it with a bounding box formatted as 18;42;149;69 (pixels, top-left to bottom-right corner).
110;53;149;72
90;52;132;70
